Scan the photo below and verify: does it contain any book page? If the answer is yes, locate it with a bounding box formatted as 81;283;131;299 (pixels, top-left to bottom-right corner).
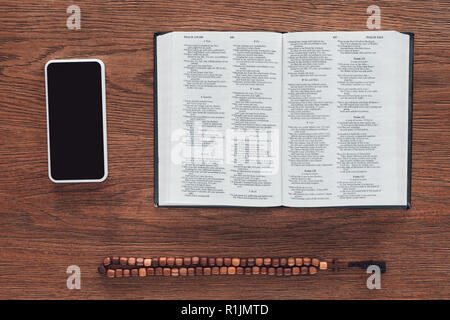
157;32;283;206
282;31;410;207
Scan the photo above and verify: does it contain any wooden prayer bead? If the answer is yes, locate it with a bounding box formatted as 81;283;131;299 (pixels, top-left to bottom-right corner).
272;258;280;267
175;257;184;266
203;267;211;275
312;258;320;267
309;266;317;275
98;265;106;275
128;257;136;266
215;258;224;266
183;257;191;266
103;257;111;266
167;257;175;266
144;258;152;267
287;257;295;267
101;256;331;279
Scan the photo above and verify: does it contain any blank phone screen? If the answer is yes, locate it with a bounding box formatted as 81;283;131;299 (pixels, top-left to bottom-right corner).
46;61;106;181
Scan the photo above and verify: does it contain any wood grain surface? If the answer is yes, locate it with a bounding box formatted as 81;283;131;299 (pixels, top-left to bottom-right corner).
0;0;449;299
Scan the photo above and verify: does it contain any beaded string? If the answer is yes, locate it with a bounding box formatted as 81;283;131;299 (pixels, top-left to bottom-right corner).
98;256;337;278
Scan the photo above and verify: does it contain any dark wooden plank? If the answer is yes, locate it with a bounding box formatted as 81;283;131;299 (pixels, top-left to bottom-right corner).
0;0;449;299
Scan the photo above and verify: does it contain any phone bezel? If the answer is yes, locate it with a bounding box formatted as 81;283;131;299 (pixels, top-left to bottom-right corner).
45;58;108;183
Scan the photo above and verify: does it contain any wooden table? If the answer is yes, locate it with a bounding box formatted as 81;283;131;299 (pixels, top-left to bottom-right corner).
0;0;449;299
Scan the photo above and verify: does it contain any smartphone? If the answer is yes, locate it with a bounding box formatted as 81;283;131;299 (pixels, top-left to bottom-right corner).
45;59;108;183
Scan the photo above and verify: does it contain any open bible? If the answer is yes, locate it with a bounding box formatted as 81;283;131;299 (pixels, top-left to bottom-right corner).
154;31;413;208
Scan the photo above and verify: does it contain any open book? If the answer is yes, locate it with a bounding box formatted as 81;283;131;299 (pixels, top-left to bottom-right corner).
155;31;413;208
